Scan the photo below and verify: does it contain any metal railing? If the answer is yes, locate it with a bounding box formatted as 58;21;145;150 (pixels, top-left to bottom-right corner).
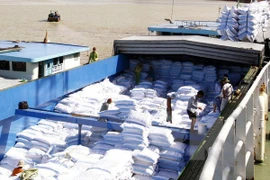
200;61;270;180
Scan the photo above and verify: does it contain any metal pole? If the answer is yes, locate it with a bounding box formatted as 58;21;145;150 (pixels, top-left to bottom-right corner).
171;0;175;21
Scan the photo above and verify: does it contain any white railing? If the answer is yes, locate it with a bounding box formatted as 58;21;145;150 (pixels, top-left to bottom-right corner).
200;62;270;180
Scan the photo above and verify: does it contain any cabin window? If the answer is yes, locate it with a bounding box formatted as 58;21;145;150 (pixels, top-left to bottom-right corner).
74;53;79;58
12;62;26;72
53;58;58;65
59;57;63;64
0;60;10;70
47;63;50;68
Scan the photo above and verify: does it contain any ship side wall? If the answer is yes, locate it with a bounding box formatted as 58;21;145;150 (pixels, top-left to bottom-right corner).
0;54;129;159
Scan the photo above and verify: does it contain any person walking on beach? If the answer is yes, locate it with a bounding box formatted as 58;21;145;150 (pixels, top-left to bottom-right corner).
88;47;99;63
187;90;204;132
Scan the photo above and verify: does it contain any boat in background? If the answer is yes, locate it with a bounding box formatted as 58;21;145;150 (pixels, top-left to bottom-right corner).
48;10;61;22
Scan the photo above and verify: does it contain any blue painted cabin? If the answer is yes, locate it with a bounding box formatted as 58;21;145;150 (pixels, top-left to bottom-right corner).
0;40;89;81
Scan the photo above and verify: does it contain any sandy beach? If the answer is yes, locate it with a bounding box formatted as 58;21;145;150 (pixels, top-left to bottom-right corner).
0;0;237;63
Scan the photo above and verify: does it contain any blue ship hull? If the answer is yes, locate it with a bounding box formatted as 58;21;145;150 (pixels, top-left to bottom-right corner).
0;55;129;159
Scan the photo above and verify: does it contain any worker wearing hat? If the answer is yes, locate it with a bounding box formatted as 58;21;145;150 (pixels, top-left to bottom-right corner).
11;160;25;176
88;47;99;63
220;77;233;111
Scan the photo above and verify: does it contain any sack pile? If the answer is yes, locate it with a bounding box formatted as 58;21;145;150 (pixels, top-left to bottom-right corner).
217;1;270;42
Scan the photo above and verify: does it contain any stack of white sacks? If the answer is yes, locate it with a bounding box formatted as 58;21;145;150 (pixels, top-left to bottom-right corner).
112;70;135;90
191;64;204;82
180;61;193;80
218;5;239;41
0;120;93;179
170;61;182;82
55;78;125;116
132;146;160;177
217;1;270;42
153;80;169;97
72;148;134;180
120;110;152;150
131;81;159;100
113;98;138;119
0;59;248;179
171;86;207;129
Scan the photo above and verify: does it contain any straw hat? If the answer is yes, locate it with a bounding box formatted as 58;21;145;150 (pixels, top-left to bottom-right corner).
17;160;25;167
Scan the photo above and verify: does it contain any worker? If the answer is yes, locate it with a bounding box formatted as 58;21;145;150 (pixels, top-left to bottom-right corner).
88;47;99;63
11;160;25;176
213;79;222;112
100;98;112;112
147;65;155;82
135;63;143;84
166;93;175;124
220;77;233;111
187;90;205;132
213;74;229;112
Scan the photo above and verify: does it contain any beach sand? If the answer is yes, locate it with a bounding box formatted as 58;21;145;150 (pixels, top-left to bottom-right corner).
0;0;237;63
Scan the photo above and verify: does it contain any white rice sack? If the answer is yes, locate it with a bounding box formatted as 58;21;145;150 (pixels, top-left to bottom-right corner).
133;148;160;164
90;158;131;178
121;131;148;141
57;169;81;180
121;122;149;134
149;126;174;140
159;150;184;161
52;145;89;162
92;143;114;151
104;149;133;161
73;169;111;180
125;110;152;127
26;148;46;161
76;154;103;164
48;157;75;169
17;129;42;141
65;145;91;161
150;136;174;148
54;103;74;113
132;163;156;176
32;135;56;147
69;162;94;172
167;141;187;154
102;131;121;141
58;96;81;106
31;141;50;152
1;147;28;167
0;164;13;176
152;169;179;180
158;158;185;171
35;162;67;178
37;119;59;129
14;142;31;150
132;174;152;180
122;143;146;151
